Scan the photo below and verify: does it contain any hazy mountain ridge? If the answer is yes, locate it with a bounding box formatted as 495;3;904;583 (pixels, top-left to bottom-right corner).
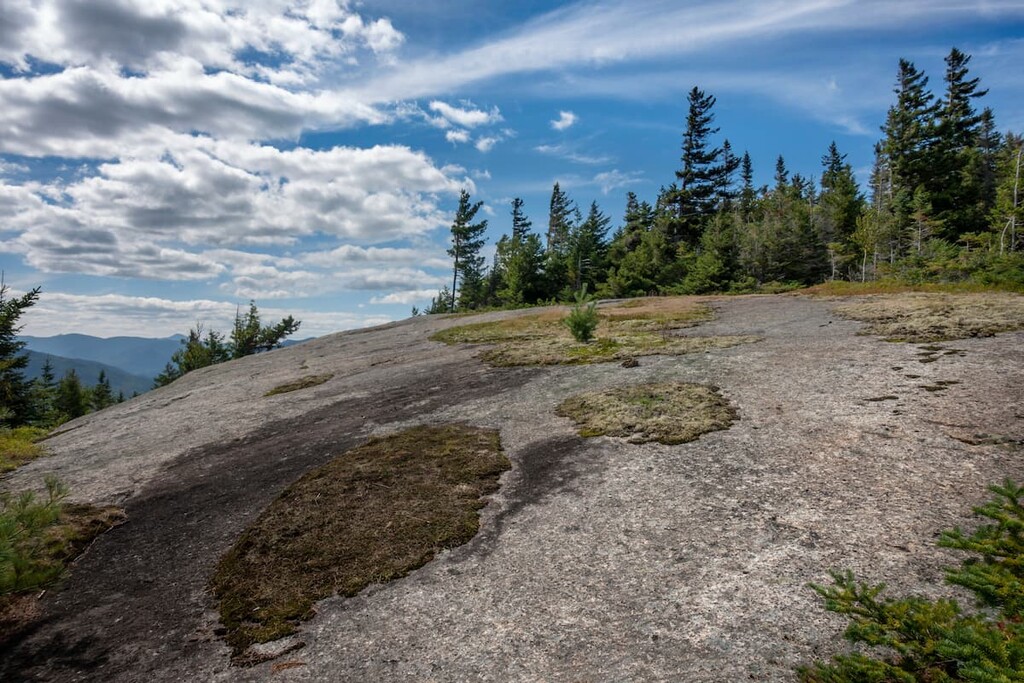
24;350;155;397
19;334;184;378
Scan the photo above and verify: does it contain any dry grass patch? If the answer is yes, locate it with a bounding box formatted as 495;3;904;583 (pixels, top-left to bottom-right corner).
556;382;738;444
210;424;509;661
264;373;334;397
432;297;757;366
832;292;1024;342
803;280;1020;296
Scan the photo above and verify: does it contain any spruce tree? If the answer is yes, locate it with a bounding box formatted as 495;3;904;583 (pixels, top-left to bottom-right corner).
545;183;576;297
935;47;990;237
495;198;544;305
0;281;41;427
54;370;88;420
91;370;114;411
819;141;865;247
568;201;611;291
447;189;488;310
739;151;756;222
674;86;722;245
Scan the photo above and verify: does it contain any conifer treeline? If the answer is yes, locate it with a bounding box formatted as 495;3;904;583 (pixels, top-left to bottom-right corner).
433;48;1023;312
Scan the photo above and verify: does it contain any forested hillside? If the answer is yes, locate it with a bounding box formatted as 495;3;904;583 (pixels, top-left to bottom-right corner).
434;48;1022;312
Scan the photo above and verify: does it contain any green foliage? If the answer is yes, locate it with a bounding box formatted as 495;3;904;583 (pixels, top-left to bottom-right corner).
801;480;1024;682
155;304;300;387
0;426;47;473
562;285;599;342
448;189;489;311
54;369;88;420
0;281;41;428
0;476;67;595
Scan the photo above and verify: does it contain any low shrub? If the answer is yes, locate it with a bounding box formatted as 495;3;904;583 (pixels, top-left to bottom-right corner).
563;285;599;342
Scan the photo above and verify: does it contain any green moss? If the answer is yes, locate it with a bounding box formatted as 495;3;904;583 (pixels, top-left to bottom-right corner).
556;382;738;445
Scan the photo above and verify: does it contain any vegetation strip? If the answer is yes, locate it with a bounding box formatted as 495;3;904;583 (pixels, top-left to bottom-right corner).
556;382;737;444
209;424;509;660
1;477;125;643
0;427;48;473
832;292;1024;342
264;373;334;397
432;297;758;366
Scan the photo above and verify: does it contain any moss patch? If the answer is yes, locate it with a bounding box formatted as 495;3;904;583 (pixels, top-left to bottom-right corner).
556;382;737;444
209;424;509;660
432;297;757;366
833;293;1024;342
0;427;49;473
264;373;334;397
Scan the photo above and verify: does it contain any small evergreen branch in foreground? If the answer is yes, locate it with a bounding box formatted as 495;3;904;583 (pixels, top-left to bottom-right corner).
801;480;1024;681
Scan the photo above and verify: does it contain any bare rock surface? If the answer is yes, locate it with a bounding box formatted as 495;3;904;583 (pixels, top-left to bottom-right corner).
2;294;1023;682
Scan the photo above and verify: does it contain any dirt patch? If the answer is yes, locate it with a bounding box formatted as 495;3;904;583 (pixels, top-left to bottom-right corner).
832;292;1024;342
555;382;738;444
209;424;509;660
264;373;334;396
433;297;757;366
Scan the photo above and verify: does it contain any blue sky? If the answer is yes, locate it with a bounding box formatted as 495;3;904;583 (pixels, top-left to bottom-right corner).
1;0;1023;337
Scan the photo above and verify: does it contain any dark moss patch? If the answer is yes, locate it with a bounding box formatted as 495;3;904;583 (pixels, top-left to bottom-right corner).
865;396;900;402
555;382;737;445
209;424;509;661
920;385;948;392
264;373;334;397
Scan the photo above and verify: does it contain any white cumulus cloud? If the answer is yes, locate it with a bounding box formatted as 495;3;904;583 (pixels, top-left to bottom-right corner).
551;110;578;130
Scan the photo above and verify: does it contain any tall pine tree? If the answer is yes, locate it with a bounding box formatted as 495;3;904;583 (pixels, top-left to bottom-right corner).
447;189;489;310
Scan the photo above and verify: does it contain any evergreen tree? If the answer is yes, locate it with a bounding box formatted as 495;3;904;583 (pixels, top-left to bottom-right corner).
935;47;990;237
879;59;940;247
568;201;611;292
230;301;300;359
715;139;741;210
154;325;230;387
739;151;756;222
545;183;576;297
546;182;574;254
0;281;41;427
54;370;88;420
29;356;57;426
819;141;865;248
447;189;489;310
91;370;114;411
495;198;544;305
673;86;722;245
774;155;789;189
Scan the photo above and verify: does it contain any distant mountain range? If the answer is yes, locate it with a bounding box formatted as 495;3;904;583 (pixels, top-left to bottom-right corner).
25;350;154;397
18;333;315;398
19;334;184;378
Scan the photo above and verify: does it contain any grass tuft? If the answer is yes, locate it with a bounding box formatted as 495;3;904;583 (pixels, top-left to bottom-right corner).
432;297;758;366
209;424;509;660
0;427;49;473
556;382;737;444
831;292;1024;342
264;373;334;397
